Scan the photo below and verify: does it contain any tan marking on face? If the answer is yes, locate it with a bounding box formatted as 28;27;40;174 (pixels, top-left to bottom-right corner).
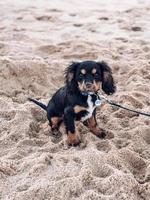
81;69;86;74
93;80;100;91
74;105;86;113
92;68;97;74
78;81;86;91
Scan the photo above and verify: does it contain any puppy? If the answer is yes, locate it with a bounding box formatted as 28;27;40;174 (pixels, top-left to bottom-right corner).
28;61;116;146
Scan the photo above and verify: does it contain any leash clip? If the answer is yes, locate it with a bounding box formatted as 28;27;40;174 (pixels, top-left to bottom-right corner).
95;99;102;107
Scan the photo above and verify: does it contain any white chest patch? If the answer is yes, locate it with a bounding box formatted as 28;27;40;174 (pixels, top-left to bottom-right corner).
81;95;96;122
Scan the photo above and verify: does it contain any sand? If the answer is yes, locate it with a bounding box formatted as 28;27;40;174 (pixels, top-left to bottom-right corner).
0;0;150;199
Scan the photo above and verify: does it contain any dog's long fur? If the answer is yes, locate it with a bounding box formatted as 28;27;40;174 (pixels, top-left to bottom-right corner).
29;61;116;146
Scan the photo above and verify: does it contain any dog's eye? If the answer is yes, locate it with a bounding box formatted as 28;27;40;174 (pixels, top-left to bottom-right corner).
94;73;99;79
79;74;84;79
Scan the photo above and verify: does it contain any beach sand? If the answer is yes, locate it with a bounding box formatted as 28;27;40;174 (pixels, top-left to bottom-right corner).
0;0;150;199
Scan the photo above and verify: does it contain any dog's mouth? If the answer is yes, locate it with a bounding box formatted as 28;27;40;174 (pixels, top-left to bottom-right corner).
78;81;100;94
85;87;95;92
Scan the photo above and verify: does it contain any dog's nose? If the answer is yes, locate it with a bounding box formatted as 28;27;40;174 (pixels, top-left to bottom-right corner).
86;82;93;88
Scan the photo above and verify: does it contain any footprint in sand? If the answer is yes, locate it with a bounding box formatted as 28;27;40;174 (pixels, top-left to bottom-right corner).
17;184;30;192
113;138;130;149
96;164;113;178
0;110;16;121
142;46;149;53
69;13;77;17
0;42;5;49
37;45;62;55
31;107;47;123
142;165;150;183
131;26;142;32
115;37;128;43
142;128;150;144
16;16;23;20
46;8;62;13
35;15;54;22
0;162;17;176
73;23;83;27
29;121;41;133
121;25;142;32
96;140;111;153
98;17;109;21
119;149;147;182
73;157;82;164
63;52;98;60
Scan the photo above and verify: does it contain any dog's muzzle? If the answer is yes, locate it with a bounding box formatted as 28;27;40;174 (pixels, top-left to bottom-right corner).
85;82;92;88
85;82;94;90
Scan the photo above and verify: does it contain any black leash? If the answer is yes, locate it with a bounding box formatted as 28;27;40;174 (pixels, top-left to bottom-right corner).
98;93;150;117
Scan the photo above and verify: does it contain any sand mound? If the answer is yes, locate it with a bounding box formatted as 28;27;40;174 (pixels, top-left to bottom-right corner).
0;0;150;199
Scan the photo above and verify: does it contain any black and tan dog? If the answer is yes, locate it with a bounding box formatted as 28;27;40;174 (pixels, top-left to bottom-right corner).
28;61;116;146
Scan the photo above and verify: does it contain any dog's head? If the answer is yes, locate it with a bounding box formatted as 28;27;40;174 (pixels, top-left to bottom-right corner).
65;60;116;95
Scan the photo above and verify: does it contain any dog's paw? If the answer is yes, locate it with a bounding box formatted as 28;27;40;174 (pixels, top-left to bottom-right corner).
68;139;81;146
67;133;81;146
98;129;107;139
90;126;107;139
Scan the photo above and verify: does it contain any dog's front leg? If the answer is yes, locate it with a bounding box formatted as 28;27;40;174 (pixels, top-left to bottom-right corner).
64;107;80;146
86;114;106;139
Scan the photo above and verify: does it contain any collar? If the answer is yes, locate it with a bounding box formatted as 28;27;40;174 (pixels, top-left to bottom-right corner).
80;91;102;106
81;91;98;96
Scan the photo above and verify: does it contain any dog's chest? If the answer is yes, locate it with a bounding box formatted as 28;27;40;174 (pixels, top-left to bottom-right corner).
81;95;96;121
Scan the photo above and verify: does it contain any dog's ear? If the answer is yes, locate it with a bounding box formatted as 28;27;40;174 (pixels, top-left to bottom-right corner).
64;62;78;83
64;62;80;92
97;61;116;95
